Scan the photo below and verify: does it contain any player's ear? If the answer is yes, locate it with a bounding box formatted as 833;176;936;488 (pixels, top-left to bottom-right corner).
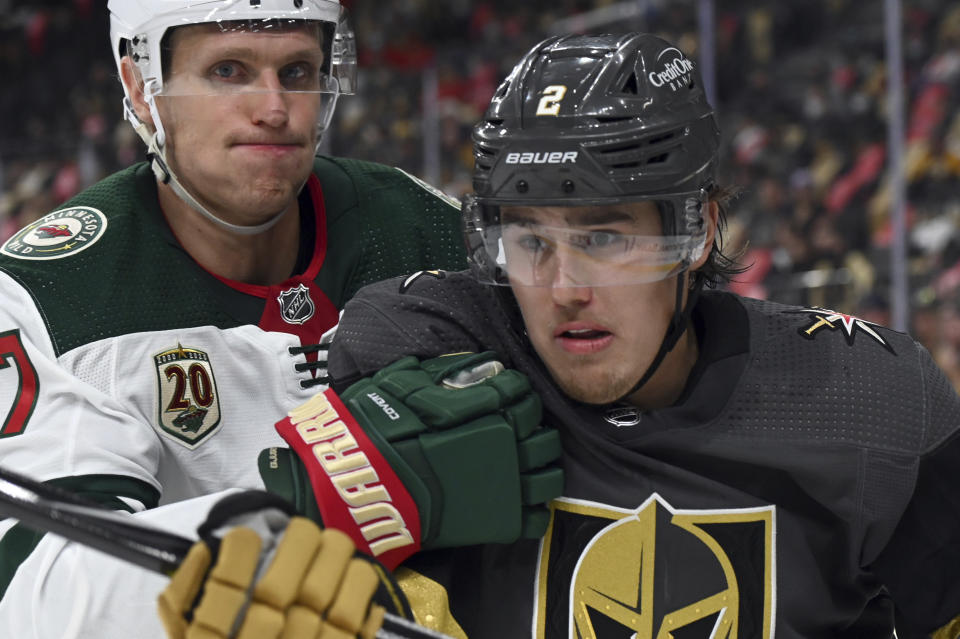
119;56;154;131
690;200;719;271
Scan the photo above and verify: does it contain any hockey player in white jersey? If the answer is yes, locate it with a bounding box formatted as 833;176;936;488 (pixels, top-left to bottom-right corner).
0;1;562;637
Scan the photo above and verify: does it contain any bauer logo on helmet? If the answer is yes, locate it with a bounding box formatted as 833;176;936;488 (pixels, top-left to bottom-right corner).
505;151;579;165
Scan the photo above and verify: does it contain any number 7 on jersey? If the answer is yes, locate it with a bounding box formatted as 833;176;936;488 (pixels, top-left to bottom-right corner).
0;329;39;437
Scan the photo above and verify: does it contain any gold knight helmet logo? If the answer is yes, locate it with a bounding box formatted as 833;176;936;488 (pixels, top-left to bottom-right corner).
537;495;775;639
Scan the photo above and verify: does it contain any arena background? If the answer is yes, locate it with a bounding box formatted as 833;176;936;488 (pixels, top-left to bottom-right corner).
2;0;959;387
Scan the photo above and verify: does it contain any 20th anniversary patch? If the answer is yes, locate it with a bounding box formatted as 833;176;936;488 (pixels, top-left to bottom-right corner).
1;207;108;260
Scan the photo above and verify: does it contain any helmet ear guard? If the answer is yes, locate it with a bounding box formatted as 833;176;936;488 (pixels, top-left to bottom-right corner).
679;189;709;263
461;195;504;285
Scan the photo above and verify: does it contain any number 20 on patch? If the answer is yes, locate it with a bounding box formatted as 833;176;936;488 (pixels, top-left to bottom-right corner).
536;85;567;116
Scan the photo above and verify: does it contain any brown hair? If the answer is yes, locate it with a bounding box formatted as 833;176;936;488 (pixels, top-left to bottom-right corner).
695;183;749;288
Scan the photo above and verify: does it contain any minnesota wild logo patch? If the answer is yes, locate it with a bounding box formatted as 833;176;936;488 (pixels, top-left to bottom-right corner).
1;206;107;260
154;344;222;448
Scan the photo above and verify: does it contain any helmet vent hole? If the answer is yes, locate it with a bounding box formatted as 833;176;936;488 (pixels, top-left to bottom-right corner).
608;152;670;170
476;144;496;158
475;144;496;170
649;131;678;145
595;116;632;124
620;73;640;95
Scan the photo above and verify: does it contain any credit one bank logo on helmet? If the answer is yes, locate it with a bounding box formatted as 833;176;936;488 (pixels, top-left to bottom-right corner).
505;151;579;165
649;47;695;92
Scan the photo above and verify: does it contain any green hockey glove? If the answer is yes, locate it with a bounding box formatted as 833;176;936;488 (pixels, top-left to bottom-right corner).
260;351;564;569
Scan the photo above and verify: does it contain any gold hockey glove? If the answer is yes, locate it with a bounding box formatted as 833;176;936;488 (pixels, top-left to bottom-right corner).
158;491;410;639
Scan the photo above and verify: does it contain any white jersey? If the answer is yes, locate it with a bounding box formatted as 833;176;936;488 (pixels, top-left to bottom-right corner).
0;158;466;636
0;289;312;499
1;491;234;638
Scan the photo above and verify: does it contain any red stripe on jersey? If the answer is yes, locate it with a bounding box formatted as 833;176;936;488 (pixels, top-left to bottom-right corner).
275;389;422;568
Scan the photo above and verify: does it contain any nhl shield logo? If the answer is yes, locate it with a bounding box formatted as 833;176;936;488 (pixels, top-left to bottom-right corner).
277;283;315;325
154;344;221;448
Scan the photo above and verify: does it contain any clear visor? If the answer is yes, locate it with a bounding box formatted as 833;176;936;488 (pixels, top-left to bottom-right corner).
149;19;338;97
465;194;707;287
137;18;342;143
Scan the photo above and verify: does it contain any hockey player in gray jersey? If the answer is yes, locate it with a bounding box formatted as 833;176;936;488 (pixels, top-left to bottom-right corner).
302;33;960;637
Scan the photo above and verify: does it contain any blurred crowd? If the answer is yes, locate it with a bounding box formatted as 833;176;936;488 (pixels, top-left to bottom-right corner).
3;0;960;386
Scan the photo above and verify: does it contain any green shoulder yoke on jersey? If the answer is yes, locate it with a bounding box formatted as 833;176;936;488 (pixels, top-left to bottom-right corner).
314;155;466;307
0;158;465;357
0;163;250;356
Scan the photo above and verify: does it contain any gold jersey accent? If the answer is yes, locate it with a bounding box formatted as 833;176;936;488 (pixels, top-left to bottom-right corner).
932;614;960;639
537;494;776;639
396;568;468;639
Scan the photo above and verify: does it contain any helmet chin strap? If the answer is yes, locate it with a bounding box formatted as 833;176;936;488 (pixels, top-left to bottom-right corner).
613;271;704;405
125;94;290;236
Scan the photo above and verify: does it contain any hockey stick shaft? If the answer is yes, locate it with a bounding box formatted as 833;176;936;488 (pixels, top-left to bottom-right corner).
0;465;191;574
0;466;452;639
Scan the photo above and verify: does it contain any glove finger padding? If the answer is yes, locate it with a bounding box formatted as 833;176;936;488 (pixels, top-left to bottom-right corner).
158;497;410;639
158;541;214;639
344;352;564;550
372;353;534;431
237;523;388;639
268;350;564;568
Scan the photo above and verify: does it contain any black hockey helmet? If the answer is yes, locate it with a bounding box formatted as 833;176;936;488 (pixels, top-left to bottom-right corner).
464;32;720;286
464;32;722;402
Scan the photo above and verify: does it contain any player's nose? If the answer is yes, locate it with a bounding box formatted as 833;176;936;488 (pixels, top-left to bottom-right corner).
549;272;593;306
250;73;290;128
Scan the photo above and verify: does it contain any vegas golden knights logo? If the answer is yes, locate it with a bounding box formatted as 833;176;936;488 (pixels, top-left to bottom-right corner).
154;344;221;448
535;495;775;638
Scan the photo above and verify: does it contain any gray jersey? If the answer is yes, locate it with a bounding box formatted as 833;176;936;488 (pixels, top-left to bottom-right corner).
329;270;960;639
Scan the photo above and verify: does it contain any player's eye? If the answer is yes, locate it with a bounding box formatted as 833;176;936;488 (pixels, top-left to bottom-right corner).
279;62;307;85
568;230;628;254
209;61;245;82
587;231;622;249
279;60;323;90
516;234;547;252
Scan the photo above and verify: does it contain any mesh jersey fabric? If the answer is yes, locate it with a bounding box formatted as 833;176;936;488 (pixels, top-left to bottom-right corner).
0;156;466;616
328;270;960;638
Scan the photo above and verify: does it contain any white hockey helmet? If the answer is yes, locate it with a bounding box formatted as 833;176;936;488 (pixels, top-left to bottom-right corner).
108;0;355;98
